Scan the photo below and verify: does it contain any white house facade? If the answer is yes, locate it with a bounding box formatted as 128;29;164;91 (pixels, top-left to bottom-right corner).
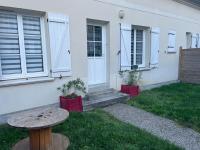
0;0;200;115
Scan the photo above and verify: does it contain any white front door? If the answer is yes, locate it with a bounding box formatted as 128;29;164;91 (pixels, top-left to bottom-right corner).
87;24;106;85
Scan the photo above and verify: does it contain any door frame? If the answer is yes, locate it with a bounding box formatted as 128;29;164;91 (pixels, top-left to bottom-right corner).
87;22;108;87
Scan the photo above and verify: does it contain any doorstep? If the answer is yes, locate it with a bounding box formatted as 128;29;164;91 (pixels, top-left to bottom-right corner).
83;88;129;111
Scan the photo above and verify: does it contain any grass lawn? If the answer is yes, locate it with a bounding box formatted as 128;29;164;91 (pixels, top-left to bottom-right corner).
128;83;200;132
0;110;180;150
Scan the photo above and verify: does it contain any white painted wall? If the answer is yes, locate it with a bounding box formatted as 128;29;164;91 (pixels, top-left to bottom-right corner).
0;0;200;115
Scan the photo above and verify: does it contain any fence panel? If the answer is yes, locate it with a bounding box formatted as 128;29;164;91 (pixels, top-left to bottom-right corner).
179;48;200;84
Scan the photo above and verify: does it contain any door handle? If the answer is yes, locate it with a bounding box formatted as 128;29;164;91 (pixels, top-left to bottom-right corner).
68;50;70;54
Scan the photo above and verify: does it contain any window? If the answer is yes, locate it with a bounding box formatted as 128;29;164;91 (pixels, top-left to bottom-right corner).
187;32;200;49
87;25;102;57
186;32;192;48
131;27;145;69
0;10;47;80
167;30;176;53
120;24;147;71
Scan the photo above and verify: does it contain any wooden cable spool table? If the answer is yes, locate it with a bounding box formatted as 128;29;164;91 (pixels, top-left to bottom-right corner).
8;108;70;150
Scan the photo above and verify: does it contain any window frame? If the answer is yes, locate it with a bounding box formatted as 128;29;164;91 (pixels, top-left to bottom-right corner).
87;24;103;58
131;27;146;68
167;30;176;53
192;33;198;48
0;12;48;81
186;32;192;49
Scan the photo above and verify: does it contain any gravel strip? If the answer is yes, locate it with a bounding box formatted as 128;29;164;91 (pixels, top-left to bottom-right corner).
103;103;200;150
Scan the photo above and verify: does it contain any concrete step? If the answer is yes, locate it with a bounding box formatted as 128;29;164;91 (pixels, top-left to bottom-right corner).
88;88;116;96
88;83;109;93
86;88;124;100
89;92;124;101
83;89;129;111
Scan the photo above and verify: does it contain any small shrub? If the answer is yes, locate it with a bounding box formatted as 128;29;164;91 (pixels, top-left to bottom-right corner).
57;78;86;98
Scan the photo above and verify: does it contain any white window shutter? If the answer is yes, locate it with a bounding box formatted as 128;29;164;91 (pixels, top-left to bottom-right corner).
120;23;131;71
167;30;176;53
150;27;160;67
192;34;197;48
48;13;71;77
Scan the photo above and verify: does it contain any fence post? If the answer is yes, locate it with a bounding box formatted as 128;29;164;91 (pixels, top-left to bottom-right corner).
178;46;183;81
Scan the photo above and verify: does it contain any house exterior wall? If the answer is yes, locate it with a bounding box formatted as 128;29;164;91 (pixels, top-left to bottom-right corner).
0;0;200;115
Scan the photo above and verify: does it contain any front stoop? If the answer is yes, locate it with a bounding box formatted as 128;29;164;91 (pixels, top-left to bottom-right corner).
83;88;129;111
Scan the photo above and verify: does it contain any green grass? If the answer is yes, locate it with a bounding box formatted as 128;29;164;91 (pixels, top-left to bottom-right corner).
0;110;180;150
128;83;200;132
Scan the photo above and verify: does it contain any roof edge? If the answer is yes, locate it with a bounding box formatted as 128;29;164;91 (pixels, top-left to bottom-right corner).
173;0;200;10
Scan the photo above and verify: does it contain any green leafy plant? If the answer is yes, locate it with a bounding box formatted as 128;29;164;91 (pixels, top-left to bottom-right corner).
57;78;86;98
119;65;142;86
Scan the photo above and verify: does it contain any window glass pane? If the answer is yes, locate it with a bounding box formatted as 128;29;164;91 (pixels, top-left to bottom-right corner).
136;54;142;65
23;16;44;73
136;30;143;65
94;26;102;41
87;41;94;57
87;25;103;57
1;55;21;75
0;10;22;75
136;30;143;41
24;36;42;54
95;42;102;57
131;54;134;69
131;29;134;53
23;16;41;35
0;36;20;54
131;29;134;67
87;25;93;41
136;42;143;53
0;10;18;34
26;55;43;73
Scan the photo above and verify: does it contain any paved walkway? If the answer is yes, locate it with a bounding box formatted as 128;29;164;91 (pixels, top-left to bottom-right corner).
103;103;200;150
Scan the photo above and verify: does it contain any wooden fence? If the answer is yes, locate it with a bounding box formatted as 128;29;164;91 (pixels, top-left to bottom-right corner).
179;47;200;84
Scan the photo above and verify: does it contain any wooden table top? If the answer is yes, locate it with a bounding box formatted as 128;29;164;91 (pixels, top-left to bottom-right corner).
8;108;69;129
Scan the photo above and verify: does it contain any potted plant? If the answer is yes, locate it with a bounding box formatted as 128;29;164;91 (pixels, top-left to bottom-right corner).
119;65;142;97
57;78;86;112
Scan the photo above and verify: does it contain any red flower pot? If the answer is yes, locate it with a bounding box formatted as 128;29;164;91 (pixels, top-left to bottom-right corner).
120;85;140;97
60;96;83;112
129;85;139;96
120;85;130;94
